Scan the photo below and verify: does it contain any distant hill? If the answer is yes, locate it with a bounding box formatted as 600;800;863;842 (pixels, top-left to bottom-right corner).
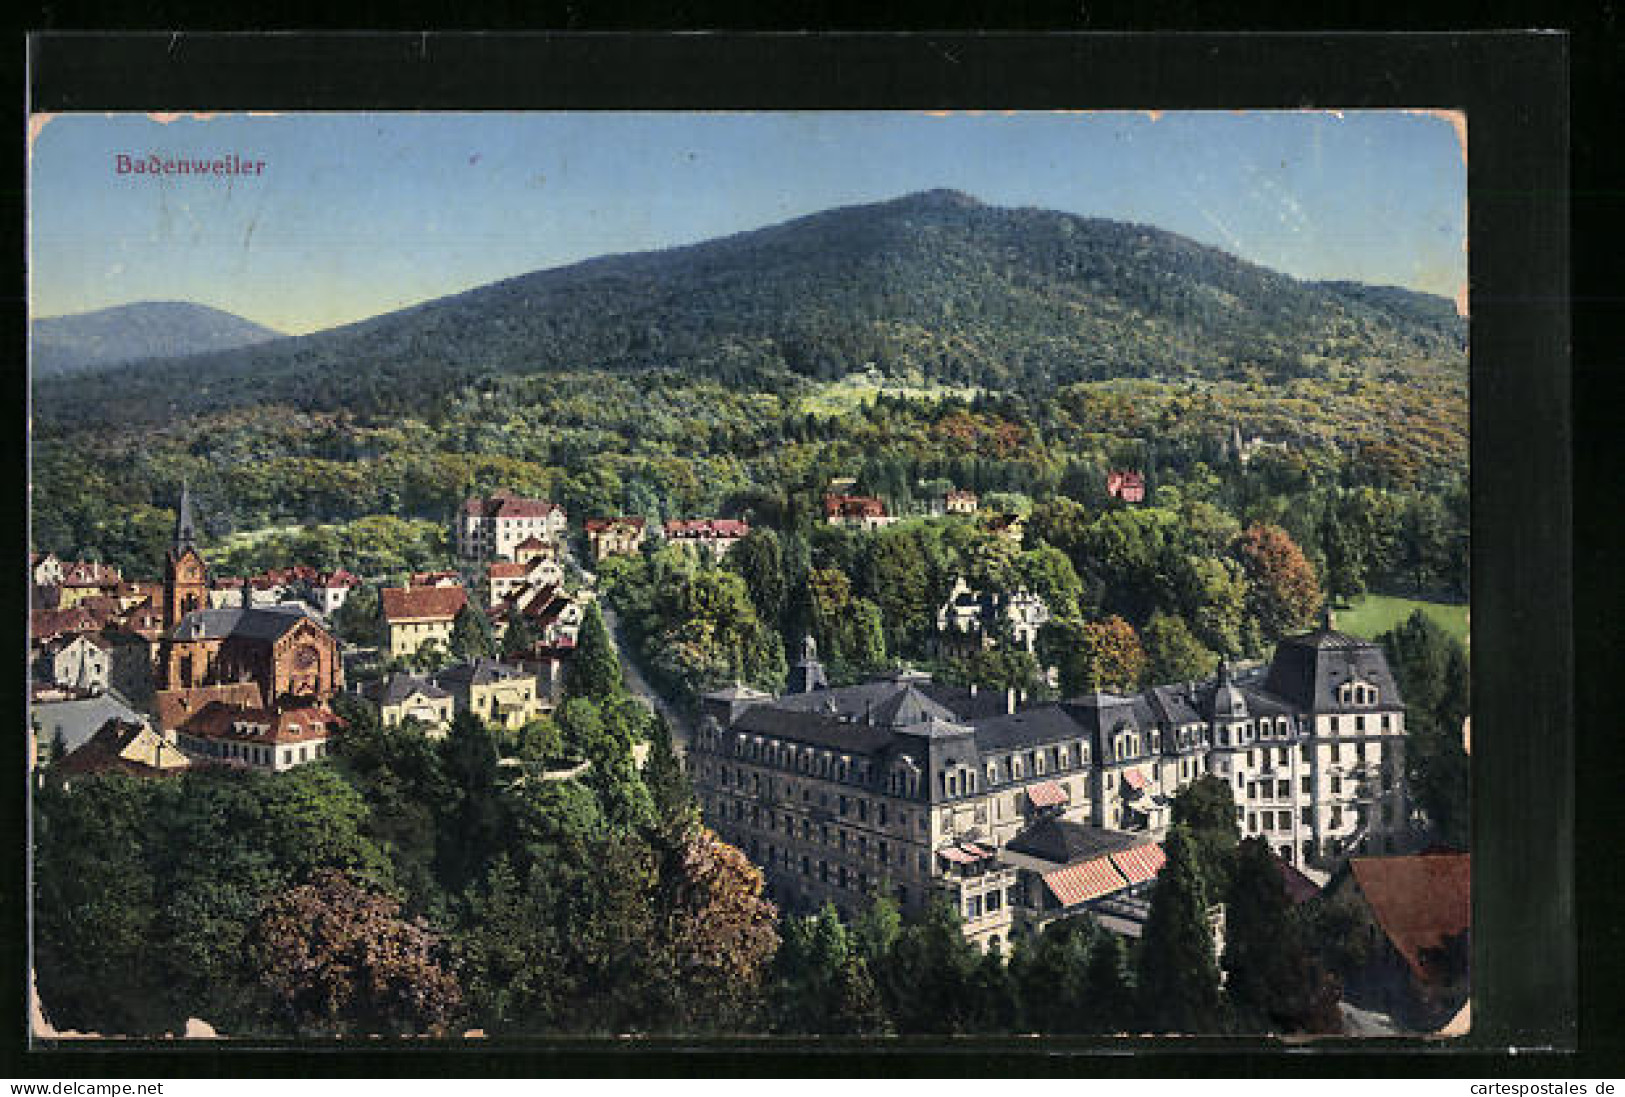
33;190;1465;427
31;301;281;377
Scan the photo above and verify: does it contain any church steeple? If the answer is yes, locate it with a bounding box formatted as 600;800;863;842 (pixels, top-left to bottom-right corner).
173;479;198;553
164;482;208;632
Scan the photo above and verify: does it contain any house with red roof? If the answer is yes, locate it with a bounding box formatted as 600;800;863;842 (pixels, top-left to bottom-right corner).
584;517;647;561
662;518;750;559
381;583;469;660
824;494;896;531
458;489;568;562
1324;851;1471;1030
1107;469;1147;503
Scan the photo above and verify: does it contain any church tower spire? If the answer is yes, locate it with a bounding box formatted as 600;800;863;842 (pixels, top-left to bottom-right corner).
173;478;198;553
163;482;208;633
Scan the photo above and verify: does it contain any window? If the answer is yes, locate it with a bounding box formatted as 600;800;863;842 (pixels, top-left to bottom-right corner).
1278;746;1290;765
1262;813;1273;831
1236;772;1244;790
1355;715;1366;732
1331;774;1343;794
1331;806;1343;827
1382;713;1392;731
1301;806;1313;826
1277;810;1291;830
967;895;983;919
986;890;1002;912
1301;775;1312;794
1277;779;1290;798
1248;813;1257;832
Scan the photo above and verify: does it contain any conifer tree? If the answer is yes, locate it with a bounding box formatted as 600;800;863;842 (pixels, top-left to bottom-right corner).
1135;825;1226;1033
566;601;625;702
1222;837;1342;1034
450;602;496;662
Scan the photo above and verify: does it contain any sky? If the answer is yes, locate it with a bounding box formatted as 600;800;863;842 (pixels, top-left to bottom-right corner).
28;111;1467;335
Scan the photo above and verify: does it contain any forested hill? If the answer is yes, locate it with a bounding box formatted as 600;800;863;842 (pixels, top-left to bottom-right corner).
31;301;281;377
32;189;1464;429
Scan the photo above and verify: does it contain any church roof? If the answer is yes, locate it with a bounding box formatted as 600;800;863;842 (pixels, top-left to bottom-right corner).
171;603;321;642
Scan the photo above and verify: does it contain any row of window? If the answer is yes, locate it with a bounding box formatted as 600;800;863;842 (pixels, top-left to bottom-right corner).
183;735;326;767
706;795;929;870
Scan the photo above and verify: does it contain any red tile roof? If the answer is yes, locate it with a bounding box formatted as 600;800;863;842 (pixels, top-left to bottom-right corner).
824;494;887;519
180;702;341;744
382;585;468;622
154;682;267;731
488;562;528;579
31;607;101;641
1349;852;1471;985
665;518;750;539
1041;857;1129;907
585;517;645;534
1026;780;1070;808
465;491;563;520
1122;768;1147;791
1109;842;1167;885
1277;855;1322;905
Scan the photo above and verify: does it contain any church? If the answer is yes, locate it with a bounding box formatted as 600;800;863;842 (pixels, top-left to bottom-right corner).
152;485;345;769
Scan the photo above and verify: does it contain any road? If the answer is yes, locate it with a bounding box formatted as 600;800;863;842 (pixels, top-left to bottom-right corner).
600;603;694;755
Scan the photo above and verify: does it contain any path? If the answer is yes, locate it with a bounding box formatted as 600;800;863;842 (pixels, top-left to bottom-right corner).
600;604;694;755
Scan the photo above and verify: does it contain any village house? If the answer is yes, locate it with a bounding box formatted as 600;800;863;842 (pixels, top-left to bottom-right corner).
1322;850;1470;1031
824;494;897;531
1107;469;1147;503
381;583;469;660
662;518;750;559
55;561;124;608
584;517;648;561
37;633;112;695
30;552;65;587
933;577;1052;657
945;489;979;515
173;704;342;772
488;555;565;603
458;489;568;562
52;718;192;782
689;610;1410;951
435;658;544;730
31;692;150;763
364;672;456;735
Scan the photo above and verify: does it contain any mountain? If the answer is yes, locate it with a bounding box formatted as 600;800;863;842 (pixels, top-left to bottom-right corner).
32;190;1465;428
31;301;281;377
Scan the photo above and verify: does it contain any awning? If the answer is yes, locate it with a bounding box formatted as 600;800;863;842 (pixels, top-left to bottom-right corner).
1026;780;1069;808
939;842;996;865
1110;843;1167;885
1122;769;1147;791
1041;856;1129;907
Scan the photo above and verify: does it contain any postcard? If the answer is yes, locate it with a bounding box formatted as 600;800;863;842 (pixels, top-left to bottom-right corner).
27;109;1471;1042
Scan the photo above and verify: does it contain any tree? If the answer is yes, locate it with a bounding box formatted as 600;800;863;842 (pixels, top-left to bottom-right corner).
644;713;698;836
499;608;538;659
1222;838;1342;1034
566;601;625;702
1008;915;1098;1034
450;602;497;662
1235;523;1322;640
769;903;889;1035
437;710;508;892
1170;773;1242;898
1380;610;1471;849
1142;611;1216;685
873;900;985;1034
332;583;383;647
1081;615;1148;693
253;869;462;1036
727;527;787;628
1135;825;1225;1033
649;827;780;1031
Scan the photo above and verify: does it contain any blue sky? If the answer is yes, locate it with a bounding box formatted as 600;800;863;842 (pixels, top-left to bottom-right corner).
29;111;1467;335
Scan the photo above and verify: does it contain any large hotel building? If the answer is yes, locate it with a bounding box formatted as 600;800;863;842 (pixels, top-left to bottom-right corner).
689;616;1408;951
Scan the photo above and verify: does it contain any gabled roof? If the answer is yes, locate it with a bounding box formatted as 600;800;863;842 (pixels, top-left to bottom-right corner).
369;673;452;705
1003;818;1148;867
1349;852;1471;984
57;719;190;777
172;604;323;642
435;658;533;688
729;704;899;756
381;585;468;622
585;517;645;534
31;693;147;753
